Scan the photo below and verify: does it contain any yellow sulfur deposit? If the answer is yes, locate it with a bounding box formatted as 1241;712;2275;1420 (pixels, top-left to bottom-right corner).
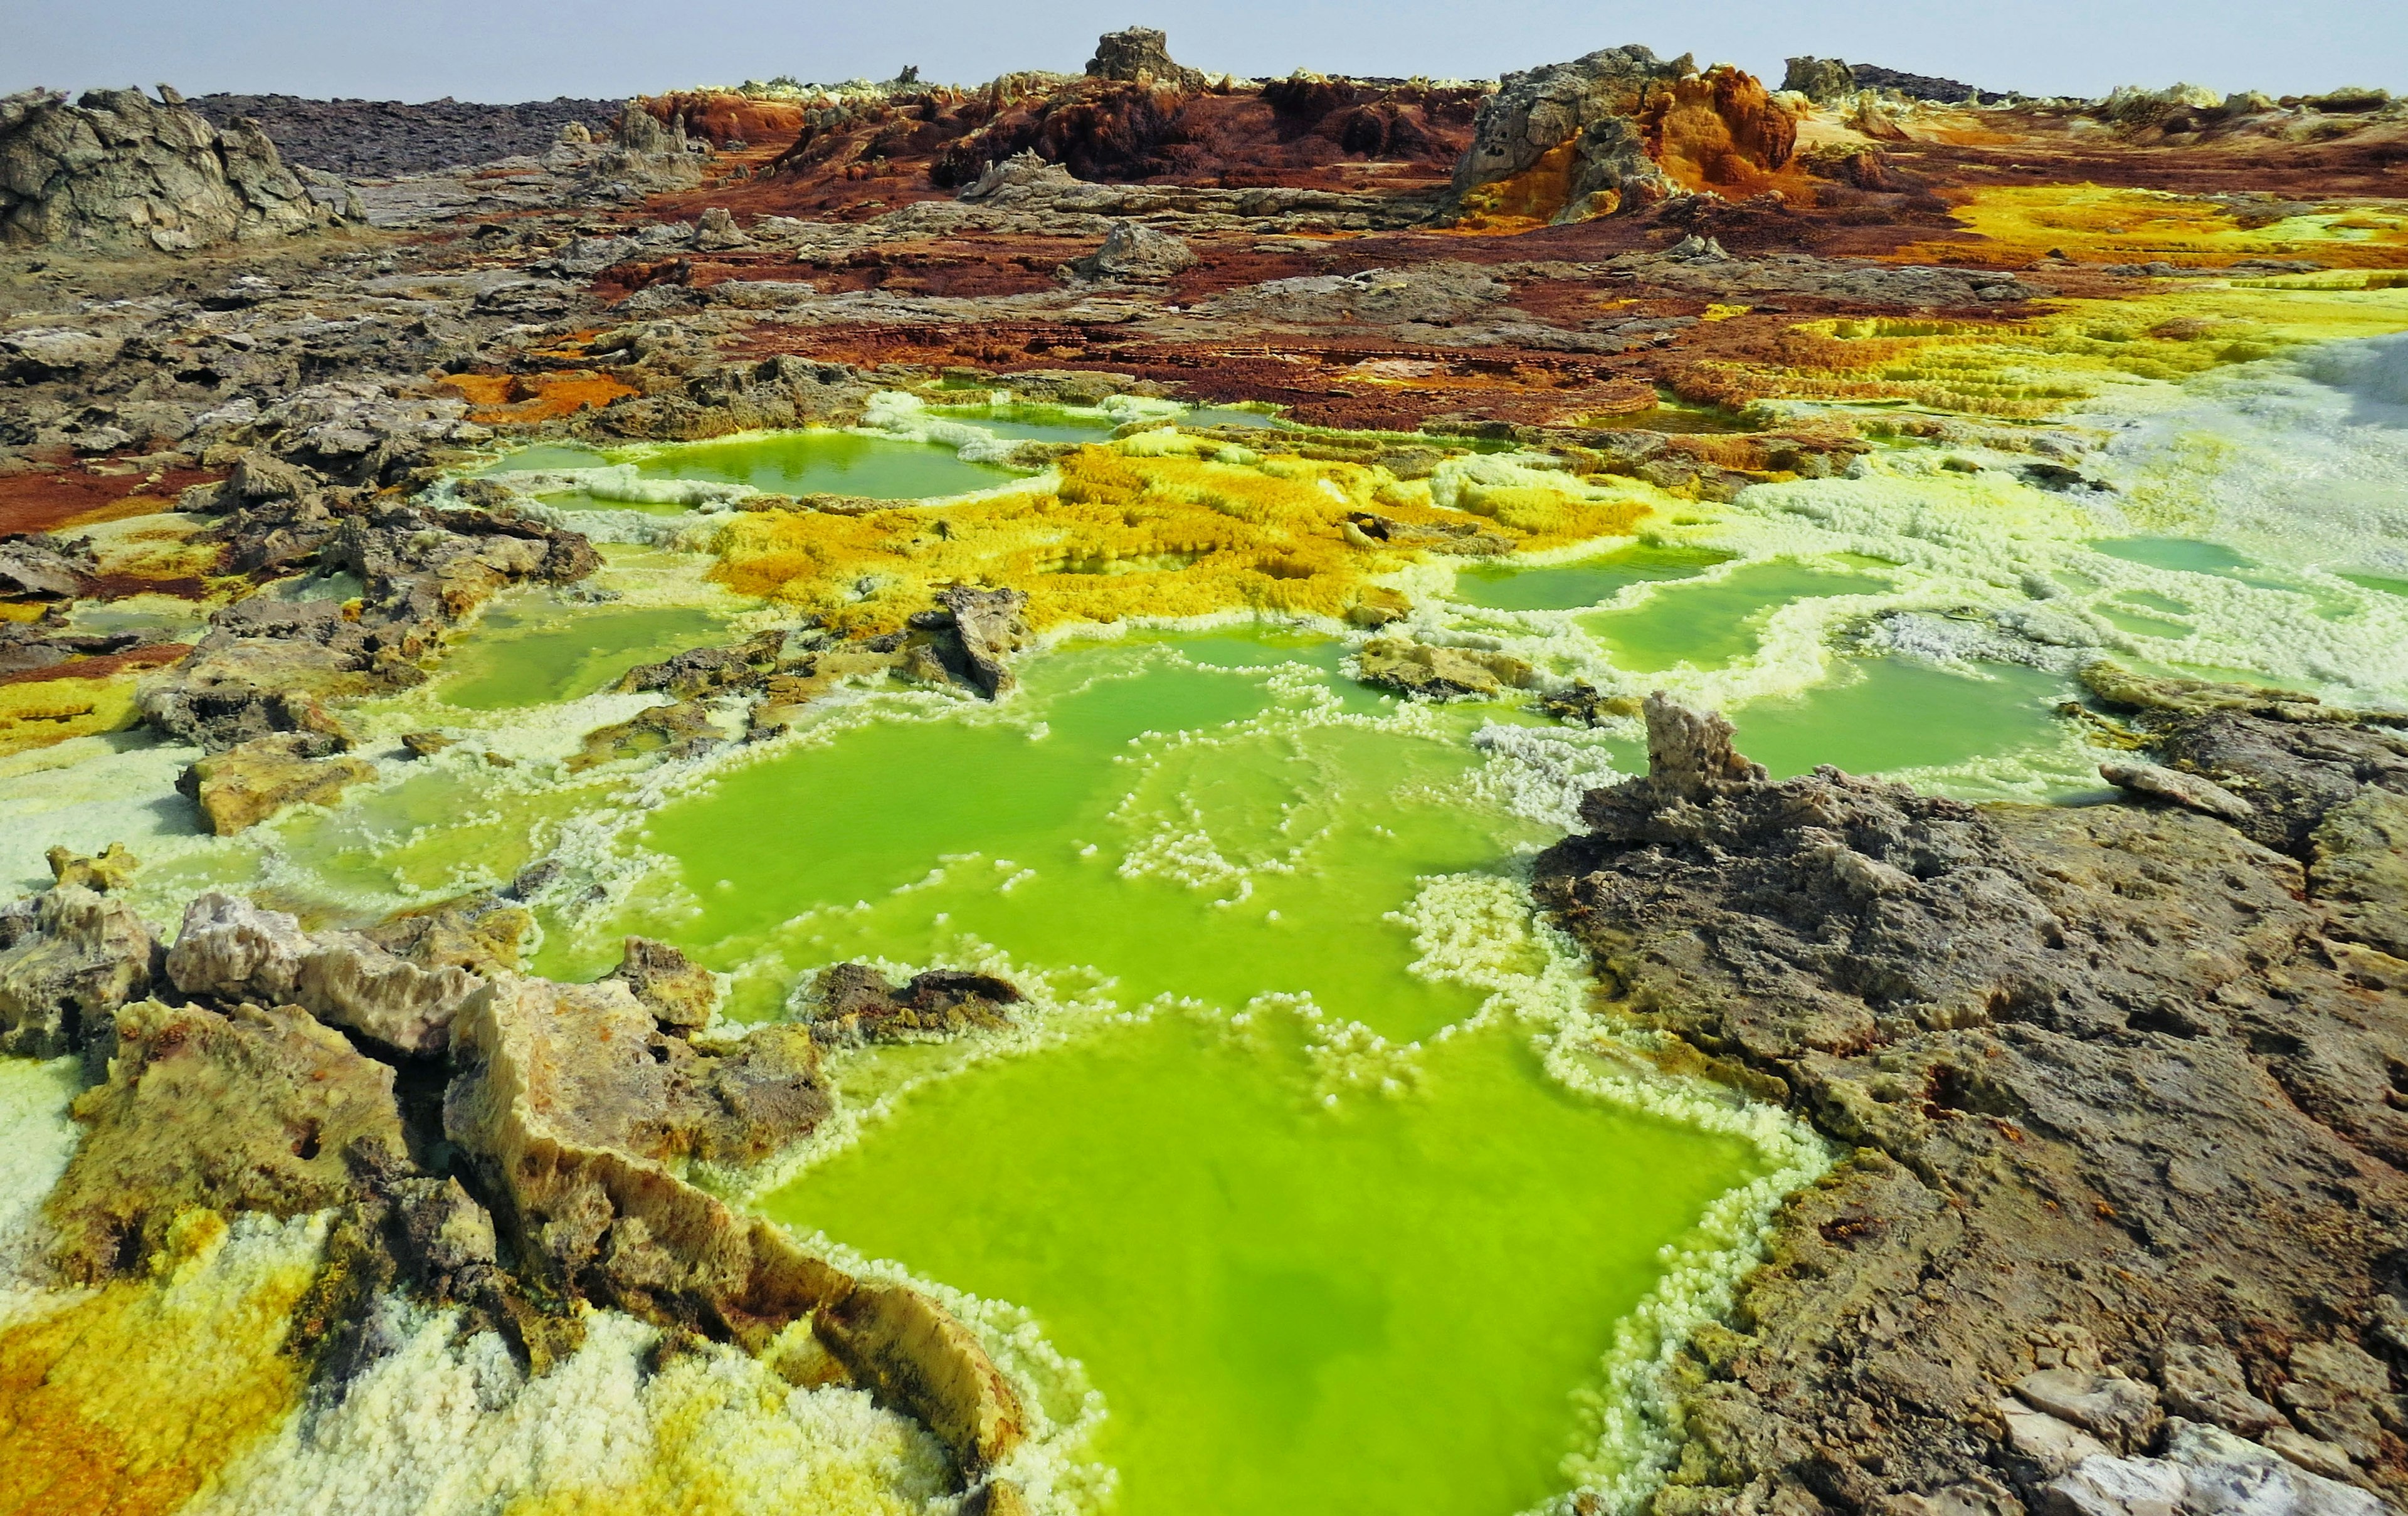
1896;183;2408;270
709;440;1657;633
0;672;144;757
1677;281;2408;416
0;1210;322;1516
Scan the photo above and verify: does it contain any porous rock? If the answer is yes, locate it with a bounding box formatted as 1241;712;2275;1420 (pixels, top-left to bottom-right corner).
178;731;376;836
1534;693;2408;1510
1065;219;1199;282
48;998;409;1281
0;884;161;1058
1356;638;1533;699
608;937;720;1031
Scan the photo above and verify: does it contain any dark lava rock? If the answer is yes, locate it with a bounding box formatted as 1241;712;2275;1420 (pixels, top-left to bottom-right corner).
1533;692;2408;1512
187;94;622;178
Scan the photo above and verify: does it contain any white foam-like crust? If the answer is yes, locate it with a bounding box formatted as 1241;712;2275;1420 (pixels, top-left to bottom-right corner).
186;1299;952;1516
0;1056;85;1312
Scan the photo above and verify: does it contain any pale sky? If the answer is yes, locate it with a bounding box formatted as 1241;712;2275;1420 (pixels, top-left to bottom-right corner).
8;0;2403;104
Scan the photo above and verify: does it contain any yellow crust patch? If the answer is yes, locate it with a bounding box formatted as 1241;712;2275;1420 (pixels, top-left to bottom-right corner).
0;673;144;757
708;442;1655;634
1898;183;2408;270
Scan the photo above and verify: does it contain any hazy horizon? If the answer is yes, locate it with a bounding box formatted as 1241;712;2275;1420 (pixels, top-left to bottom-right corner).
8;0;2405;106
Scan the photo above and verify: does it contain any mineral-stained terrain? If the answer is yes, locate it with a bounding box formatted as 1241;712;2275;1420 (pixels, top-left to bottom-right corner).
3;22;2408;1516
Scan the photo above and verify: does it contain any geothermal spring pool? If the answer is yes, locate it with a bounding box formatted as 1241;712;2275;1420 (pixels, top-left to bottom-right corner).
7;301;2408;1515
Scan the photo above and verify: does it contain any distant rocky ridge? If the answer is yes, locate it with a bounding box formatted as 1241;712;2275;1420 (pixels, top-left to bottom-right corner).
187;93;621;177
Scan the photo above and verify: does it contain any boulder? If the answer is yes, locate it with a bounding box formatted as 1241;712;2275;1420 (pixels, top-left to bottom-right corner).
957;150;1082;206
0;86;333;250
1065;219;1198;282
47;998;409;1281
178;731;376;835
45;843;137;893
0;884;161;1058
1356;638;1534;700
165;892;310;1004
939;586;1032;698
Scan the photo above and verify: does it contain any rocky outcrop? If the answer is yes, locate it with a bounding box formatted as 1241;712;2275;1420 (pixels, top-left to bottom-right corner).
166;891;514;1055
607;937;720;1032
1447;48;1797;222
137;488;598;831
1356;638;1534;699
803;962;1022;1045
178;733;377;836
1;85;336;250
47;997;411;1280
1085;27;1207;91
1532;688;2408;1511
0;883;161;1058
1448;46;1690;222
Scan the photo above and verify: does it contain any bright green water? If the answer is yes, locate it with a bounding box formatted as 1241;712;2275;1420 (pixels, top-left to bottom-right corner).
478;443;610;474
1451;544;1733;613
772;1014;1759;1516
625;430;1015;497
1730;657;2073;780
928;404;1120;444
588;636;1771;1516
438;601;729;710
1579;561;1894;673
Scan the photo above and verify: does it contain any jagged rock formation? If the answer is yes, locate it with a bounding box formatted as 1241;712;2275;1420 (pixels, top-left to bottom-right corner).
803;962;1023;1045
1085;26;1207;91
1;85;336;250
1447;46;1797;224
752;35;1477;204
136;480;601;831
1781;58;1999;105
1532;683;2408;1512
0;882;159;1060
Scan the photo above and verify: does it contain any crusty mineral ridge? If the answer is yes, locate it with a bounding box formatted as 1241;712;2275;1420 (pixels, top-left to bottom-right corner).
445;973;1026;1472
1534;683;2408;1512
0;85;335;250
